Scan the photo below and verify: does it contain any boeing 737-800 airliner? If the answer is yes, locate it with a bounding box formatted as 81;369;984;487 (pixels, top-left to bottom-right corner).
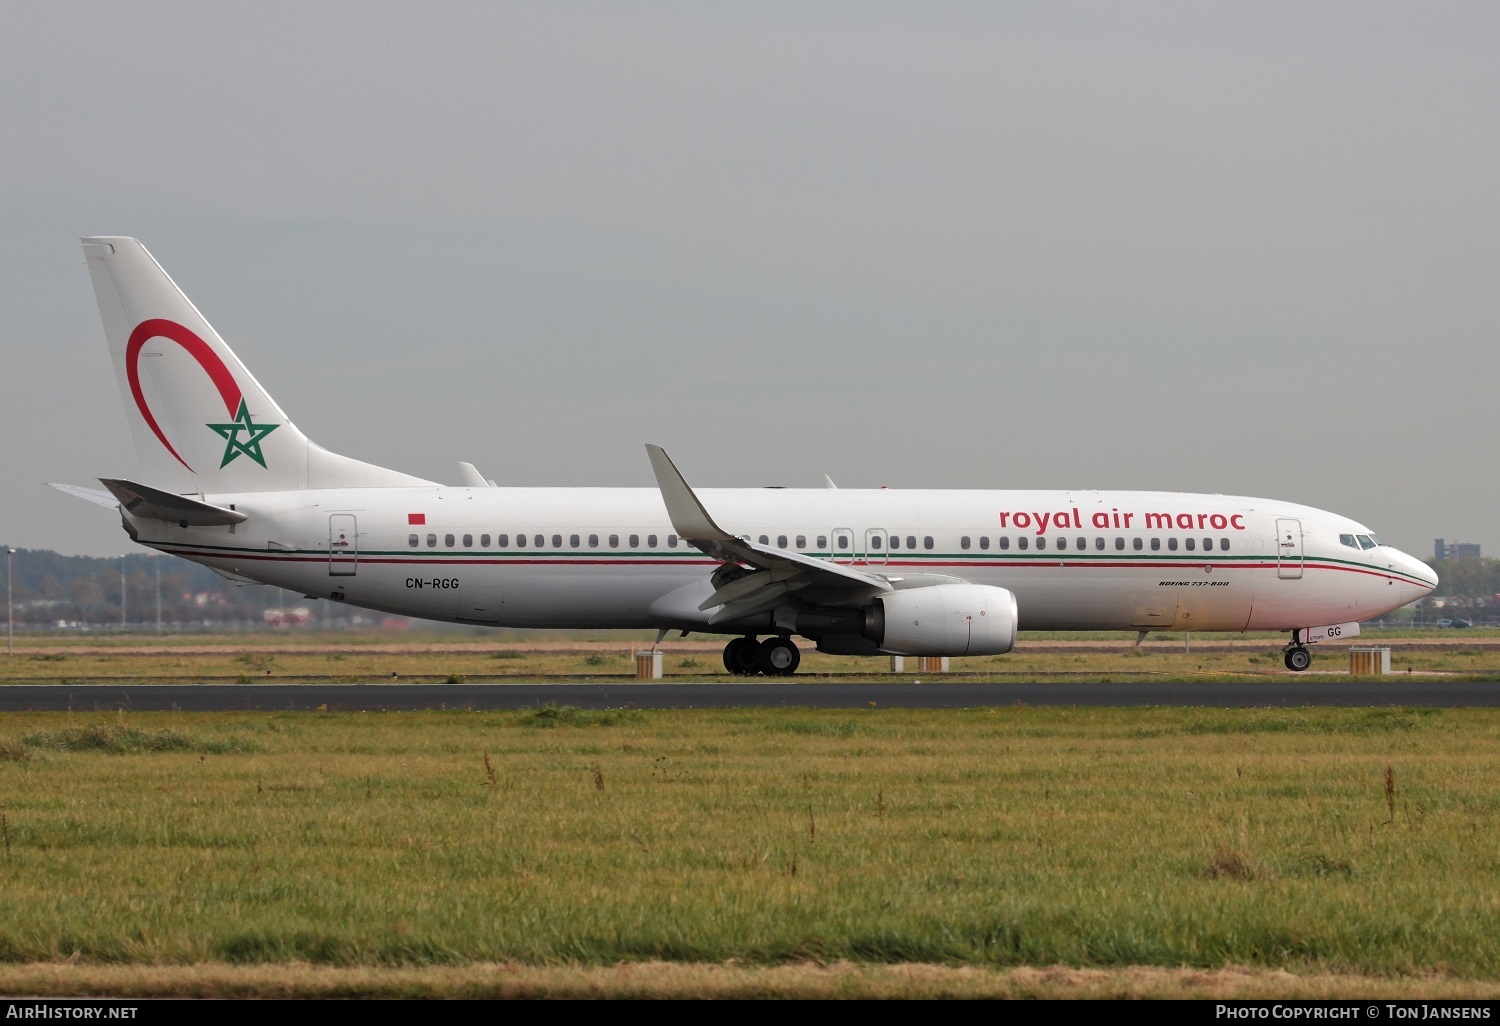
54;238;1437;674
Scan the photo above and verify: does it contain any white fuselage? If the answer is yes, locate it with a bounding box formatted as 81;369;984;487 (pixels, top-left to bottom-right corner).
125;485;1437;635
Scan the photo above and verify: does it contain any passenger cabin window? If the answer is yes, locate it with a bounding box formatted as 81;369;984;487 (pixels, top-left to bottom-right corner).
906;536;917;549
481;534;490;547
1202;537;1211;551
498;534;509;548
648;535;658;547
445;534;456;548
1150;538;1161;551
1115;537;1124;550
960;536;970;549
534;534;544;548
609;535;619;548
923;536;934;550
1095;537;1105;551
890;536;900;549
1055;537;1066;550
795;535;806;549
1220;538;1230;550
837;534;850;548
463;534;473;548
629;534;639;547
408;534;418;548
816;535;827;549
1133;538;1143;551
1017;537;1028;551
1184;538;1194;551
552;535;563;548
778;535;788;548
1168;538;1178;551
1077;537;1085;549
759;535;769;545
570;534;580;548
1037;537;1047;550
668;535;678;548
427;534;437;548
980;536;990;550
999;536;1010;550
589;534;598;547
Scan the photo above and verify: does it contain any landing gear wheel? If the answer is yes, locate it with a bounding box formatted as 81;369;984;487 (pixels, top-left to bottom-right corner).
723;636;761;676
1284;646;1312;672
759;637;801;676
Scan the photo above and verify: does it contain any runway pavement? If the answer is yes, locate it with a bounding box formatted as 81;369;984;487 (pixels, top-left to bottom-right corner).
1;680;1497;711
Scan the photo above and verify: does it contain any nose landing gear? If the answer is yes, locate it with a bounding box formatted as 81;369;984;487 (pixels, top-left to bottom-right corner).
1283;646;1312;672
721;635;801;676
1283;629;1312;672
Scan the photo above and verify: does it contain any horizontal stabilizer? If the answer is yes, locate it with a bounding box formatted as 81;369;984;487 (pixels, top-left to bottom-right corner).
47;483;121;509
98;478;248;527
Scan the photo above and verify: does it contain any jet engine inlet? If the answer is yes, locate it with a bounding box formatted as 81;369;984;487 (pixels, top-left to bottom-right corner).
869;583;1019;656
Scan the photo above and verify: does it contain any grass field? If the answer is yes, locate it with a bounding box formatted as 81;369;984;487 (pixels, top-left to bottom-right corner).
1;703;1499;996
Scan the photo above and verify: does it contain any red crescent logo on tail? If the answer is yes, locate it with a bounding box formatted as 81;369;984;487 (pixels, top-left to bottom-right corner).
126;318;243;472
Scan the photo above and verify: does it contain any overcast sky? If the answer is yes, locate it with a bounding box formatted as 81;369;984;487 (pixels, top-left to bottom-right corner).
2;2;1496;560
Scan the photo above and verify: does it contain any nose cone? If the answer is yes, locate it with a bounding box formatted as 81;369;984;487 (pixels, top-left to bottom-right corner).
1389;548;1438;604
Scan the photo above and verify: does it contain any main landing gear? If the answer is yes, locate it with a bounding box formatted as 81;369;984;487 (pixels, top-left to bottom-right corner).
722;635;802;677
1283;629;1312;672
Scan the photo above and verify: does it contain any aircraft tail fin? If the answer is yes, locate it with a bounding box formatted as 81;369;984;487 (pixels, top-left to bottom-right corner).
81;237;432;494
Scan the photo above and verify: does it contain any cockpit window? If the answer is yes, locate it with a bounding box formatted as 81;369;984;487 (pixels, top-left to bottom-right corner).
1339;534;1359;549
1357;534;1376;550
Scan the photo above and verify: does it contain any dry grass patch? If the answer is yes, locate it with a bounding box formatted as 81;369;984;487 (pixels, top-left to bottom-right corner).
1205;848;1273;882
1;962;1498;999
4;629;1500;681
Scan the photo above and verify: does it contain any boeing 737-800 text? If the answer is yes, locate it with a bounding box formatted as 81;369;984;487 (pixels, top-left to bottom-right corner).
54;238;1437;674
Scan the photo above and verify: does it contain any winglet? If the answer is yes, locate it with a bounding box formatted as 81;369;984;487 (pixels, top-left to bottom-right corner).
645;445;734;543
457;462;493;488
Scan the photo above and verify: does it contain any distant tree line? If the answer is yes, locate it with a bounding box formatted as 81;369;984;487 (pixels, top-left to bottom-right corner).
1420;556;1500;620
0;548;370;631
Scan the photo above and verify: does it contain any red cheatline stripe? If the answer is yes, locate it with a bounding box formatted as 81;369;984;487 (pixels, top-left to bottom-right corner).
150;548;1432;587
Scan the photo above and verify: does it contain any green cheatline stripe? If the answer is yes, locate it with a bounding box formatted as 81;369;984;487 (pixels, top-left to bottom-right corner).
156;541;1420;582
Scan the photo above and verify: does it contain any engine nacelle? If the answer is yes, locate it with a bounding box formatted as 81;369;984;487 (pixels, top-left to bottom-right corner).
870;584;1018;656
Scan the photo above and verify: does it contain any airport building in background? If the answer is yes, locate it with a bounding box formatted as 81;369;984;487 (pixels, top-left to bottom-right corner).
1434;539;1482;561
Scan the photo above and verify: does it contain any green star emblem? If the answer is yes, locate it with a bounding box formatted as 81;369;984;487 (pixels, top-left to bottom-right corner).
206;399;280;469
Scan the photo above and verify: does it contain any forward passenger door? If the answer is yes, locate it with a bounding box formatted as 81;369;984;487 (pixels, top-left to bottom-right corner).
1276;518;1303;580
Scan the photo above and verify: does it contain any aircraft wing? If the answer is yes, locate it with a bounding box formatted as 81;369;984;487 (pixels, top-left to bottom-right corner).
646;444;892;623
